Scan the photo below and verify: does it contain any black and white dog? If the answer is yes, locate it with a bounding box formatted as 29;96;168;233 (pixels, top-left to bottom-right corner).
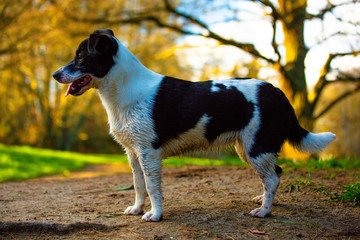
53;29;336;221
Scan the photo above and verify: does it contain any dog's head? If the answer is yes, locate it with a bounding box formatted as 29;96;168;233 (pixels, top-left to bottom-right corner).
53;29;118;96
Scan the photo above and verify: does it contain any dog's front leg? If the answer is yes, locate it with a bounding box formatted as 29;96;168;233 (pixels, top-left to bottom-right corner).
139;150;163;222
124;151;147;215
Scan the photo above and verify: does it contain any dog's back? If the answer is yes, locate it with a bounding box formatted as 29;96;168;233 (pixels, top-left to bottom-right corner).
149;76;335;159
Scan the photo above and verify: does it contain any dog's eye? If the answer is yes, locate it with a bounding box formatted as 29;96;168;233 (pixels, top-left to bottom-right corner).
78;55;84;62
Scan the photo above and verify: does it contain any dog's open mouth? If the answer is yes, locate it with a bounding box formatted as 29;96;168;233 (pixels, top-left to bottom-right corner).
65;75;92;97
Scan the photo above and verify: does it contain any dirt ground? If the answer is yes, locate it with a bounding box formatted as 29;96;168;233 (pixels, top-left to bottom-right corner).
1;164;360;239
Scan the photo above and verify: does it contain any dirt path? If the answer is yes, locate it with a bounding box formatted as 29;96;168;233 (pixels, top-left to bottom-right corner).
1;165;360;239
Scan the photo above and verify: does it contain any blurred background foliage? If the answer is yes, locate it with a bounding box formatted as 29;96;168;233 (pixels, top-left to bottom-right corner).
0;0;359;159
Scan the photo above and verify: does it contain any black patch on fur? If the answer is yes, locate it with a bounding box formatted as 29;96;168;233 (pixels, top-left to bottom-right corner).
275;164;282;177
151;77;255;149
248;83;307;158
54;30;118;81
214;83;226;90
287;114;309;148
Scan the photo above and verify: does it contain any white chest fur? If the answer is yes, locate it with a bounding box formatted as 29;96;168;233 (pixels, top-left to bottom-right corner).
94;39;163;152
100;92;157;151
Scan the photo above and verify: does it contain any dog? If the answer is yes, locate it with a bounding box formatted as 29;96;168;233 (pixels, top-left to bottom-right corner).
53;29;336;221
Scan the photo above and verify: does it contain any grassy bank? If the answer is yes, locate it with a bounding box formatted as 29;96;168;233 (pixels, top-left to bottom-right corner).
0;144;247;183
0;144;128;182
1;144;359;183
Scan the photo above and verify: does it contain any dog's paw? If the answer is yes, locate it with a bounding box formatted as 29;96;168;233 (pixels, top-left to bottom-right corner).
141;211;163;222
250;207;270;218
251;194;264;205
124;205;144;215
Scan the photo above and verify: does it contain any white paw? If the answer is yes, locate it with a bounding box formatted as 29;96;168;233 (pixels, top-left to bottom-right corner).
250;207;270;218
124;205;144;215
141;210;163;222
251;194;264;204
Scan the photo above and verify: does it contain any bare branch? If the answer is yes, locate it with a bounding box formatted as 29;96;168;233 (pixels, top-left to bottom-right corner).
311;61;331;112
65;12;200;35
317;51;360;85
163;0;276;63
66;0;276;64
328;51;360;58
256;0;281;20
162;0;209;29
331;72;360;84
314;84;360;120
270;13;281;62
313;31;360;47
306;0;358;20
250;0;282;62
311;50;360;114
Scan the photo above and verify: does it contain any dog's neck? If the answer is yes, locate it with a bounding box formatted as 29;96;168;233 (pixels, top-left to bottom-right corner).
96;40;162;123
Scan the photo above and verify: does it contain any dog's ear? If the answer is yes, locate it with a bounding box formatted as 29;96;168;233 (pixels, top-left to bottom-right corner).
88;34;116;56
93;29;114;36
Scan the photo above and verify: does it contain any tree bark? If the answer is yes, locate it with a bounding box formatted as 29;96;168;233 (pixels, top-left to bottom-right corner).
278;0;313;130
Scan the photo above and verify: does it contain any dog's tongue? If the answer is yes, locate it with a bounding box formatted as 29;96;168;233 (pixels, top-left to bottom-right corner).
65;82;74;97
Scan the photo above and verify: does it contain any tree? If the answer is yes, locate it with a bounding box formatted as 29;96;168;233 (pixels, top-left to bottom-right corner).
0;0;191;152
68;0;360;130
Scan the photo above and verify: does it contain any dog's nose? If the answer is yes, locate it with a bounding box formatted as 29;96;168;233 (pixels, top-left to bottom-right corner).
52;70;62;81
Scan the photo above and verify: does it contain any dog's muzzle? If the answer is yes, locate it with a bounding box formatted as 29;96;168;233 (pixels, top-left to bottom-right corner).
52;69;63;82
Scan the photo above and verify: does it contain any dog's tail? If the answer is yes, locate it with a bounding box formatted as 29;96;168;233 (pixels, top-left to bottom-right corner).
287;114;336;154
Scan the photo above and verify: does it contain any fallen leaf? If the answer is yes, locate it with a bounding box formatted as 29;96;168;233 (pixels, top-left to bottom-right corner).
248;229;269;235
115;185;134;191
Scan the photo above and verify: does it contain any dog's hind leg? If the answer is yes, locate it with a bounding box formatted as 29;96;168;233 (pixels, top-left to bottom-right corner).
235;141;280;217
235;141;264;204
139;149;163;222
248;153;280;218
124;151;147;215
235;141;265;204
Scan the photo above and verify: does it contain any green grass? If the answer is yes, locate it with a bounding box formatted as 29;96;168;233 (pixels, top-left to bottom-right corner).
1;144;360;183
283;173;329;195
163;155;247;167
0;144;129;182
0;144;247;183
277;157;360;171
333;181;360;205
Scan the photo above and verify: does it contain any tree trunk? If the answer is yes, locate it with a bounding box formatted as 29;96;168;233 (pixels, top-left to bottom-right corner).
278;0;313;130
